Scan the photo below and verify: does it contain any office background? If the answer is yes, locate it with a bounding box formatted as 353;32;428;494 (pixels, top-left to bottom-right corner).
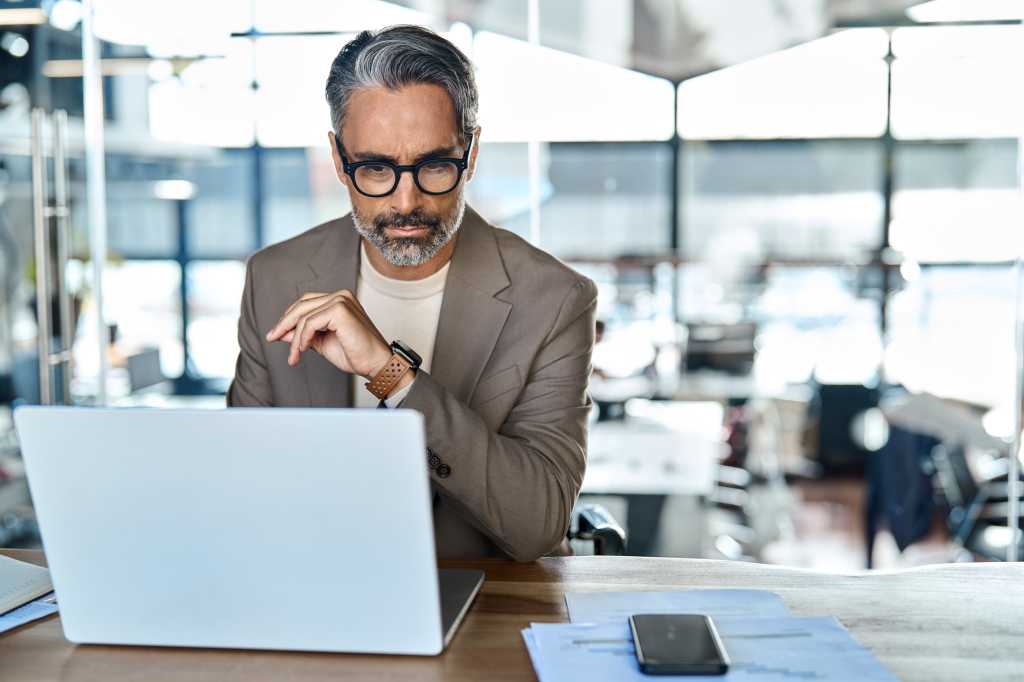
0;0;1021;569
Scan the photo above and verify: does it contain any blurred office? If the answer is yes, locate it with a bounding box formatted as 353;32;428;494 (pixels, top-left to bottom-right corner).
0;0;1021;570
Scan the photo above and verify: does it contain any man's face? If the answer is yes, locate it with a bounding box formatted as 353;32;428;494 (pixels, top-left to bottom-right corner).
331;83;478;267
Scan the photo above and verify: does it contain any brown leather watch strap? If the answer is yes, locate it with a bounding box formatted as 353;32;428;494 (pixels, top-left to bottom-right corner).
365;353;414;400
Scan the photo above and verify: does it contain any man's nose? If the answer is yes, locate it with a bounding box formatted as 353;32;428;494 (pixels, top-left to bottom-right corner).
389;169;421;215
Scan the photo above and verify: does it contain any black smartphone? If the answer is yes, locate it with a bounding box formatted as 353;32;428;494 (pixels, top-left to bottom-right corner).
629;613;730;676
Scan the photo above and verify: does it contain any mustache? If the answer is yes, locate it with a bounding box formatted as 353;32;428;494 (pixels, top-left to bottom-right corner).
373;209;442;231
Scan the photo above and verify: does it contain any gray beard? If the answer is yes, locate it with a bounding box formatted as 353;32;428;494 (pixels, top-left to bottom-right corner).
352;194;466;268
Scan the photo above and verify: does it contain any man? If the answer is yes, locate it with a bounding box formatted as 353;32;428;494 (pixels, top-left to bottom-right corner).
228;25;597;563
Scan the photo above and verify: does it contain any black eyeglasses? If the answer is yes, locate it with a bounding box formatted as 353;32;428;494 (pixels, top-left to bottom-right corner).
337;133;474;198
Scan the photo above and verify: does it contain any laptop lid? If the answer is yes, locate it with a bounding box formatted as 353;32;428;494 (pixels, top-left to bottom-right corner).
15;406;447;655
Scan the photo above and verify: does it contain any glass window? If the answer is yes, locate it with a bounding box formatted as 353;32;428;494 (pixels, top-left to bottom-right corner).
677;29;889;140
465;142;532;242
253;35;348;149
537;143;672;259
262;148;351;247
94;0;249;57
90;260;183;379
677;263;882;390
103;195;177;258
891;60;1024;140
750;266;882;387
148;39;256;148
890;140;1022;263
474;31;675;142
680;140;883;261
186;261;246;379
186;150;256;258
890;26;1024;139
887;265;1017;408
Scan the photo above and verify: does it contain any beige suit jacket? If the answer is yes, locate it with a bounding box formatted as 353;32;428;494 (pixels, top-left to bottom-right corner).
227;206;597;562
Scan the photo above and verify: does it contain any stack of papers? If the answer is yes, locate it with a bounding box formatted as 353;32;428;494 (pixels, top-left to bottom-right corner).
0;592;58;634
522;589;897;681
0;554;58;635
0;553;52;613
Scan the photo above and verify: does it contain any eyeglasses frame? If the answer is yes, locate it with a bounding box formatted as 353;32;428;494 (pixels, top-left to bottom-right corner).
336;132;475;198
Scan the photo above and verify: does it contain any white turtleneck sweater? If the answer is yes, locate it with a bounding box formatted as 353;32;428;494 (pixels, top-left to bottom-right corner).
353;243;450;408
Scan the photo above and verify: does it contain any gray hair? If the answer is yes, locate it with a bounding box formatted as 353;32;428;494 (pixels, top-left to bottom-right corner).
325;25;478;148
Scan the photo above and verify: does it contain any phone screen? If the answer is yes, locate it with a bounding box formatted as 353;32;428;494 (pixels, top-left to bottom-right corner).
629;614;730;675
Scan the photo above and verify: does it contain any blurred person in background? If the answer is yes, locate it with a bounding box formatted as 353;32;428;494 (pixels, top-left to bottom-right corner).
228;25;597;562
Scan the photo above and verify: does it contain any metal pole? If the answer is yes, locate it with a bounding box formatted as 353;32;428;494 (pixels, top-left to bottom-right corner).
52;110;73;405
82;0;109;405
176;199;190;383
670;81;682;324
30;108;52;406
526;0;541;246
878;34;895;383
1008;129;1024;562
1011;257;1022;562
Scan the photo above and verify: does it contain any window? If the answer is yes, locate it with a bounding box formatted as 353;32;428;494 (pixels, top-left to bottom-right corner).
887;265;1017;407
677;29;889;140
891;140;1021;263
148;39;256;148
680;141;883;261
890;26;1024;139
474;31;675;142
186;150;256;258
186;261;246;379
92;260;183;379
538;143;672;259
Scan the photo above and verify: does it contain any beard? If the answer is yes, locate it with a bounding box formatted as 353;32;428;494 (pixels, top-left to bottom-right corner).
352;191;466;267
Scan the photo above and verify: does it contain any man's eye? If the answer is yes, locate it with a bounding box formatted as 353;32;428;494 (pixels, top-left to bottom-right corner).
364;165;390;175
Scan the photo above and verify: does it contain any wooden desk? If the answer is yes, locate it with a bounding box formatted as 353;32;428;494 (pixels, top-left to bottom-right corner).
2;549;1022;681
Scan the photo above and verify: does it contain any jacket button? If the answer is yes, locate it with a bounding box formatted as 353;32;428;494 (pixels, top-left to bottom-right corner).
436;463;451;478
428;453;441;470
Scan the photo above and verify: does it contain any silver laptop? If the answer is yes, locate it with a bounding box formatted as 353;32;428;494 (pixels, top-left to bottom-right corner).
15;406;483;655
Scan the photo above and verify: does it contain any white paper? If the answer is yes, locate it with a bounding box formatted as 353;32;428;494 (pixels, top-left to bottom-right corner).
526;617;898;682
0;592;58;634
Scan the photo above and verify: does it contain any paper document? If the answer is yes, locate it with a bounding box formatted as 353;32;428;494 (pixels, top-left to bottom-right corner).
0;592;58;634
0;554;52;615
525;617;898;682
565;589;790;624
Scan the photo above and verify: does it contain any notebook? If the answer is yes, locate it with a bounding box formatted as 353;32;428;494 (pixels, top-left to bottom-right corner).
0;554;52;615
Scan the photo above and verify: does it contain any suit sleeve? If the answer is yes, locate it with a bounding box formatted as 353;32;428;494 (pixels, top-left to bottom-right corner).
402;278;596;562
227;258;273;407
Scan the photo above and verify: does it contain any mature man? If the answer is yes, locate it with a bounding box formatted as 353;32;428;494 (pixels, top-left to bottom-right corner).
228;25;597;562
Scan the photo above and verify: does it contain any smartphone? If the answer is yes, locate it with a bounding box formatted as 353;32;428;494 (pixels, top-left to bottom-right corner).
629;614;730;676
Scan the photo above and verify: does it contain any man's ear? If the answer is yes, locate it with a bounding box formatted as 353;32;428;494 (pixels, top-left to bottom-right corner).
328;130;349;188
465;126;481;183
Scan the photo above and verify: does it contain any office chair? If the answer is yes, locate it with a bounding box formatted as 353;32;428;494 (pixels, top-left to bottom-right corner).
931;443;1024;561
568;503;627;556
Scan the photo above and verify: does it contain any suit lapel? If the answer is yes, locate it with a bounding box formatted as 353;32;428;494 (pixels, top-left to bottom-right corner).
430;207;512;404
296;214;360;407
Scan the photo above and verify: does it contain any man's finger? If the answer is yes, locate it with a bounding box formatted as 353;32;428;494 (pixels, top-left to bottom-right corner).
282;292;330;321
288;315;309;366
298;302;343;353
267;293;331;342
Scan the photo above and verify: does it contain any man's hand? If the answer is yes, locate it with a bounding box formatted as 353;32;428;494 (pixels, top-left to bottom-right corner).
265;290;393;380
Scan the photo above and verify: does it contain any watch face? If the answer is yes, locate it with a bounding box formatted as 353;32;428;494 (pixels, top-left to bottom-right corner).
391;340;422;367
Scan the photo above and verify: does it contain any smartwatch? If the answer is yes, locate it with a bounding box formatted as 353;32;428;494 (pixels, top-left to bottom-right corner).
365;340;421;400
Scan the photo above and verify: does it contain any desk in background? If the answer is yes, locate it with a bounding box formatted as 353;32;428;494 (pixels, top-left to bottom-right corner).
582;401;724;555
2;549;1021;681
